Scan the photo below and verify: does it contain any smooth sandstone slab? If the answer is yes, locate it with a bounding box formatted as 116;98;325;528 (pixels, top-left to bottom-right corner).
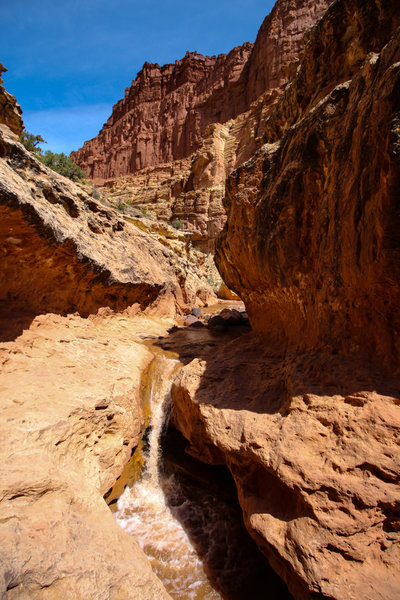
0;311;173;599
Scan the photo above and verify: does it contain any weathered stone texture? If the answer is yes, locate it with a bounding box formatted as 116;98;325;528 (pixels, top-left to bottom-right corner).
172;336;400;600
0;124;214;340
216;0;400;371
0;311;173;600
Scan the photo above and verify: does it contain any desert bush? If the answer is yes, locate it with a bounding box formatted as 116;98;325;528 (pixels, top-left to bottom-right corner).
171;218;184;230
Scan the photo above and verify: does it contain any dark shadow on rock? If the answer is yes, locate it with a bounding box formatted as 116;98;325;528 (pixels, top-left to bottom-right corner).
161;428;294;600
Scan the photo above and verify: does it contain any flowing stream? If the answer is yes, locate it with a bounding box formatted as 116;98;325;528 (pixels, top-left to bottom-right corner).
115;355;221;599
114;349;292;600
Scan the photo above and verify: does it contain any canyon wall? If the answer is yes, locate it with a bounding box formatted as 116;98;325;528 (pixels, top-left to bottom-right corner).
171;1;400;599
71;44;253;179
71;0;332;180
77;0;332;250
216;0;400;371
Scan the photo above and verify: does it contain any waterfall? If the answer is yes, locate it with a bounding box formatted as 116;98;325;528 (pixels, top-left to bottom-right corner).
114;352;292;600
115;355;222;600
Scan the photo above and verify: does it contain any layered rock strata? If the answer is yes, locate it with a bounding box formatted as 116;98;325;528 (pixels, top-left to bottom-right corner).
71;44;253;178
0;124;214;341
103;122;232;251
71;0;332;180
81;0;332;250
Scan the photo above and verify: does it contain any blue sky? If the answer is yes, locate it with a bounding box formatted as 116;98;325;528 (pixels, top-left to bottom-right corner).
2;0;275;155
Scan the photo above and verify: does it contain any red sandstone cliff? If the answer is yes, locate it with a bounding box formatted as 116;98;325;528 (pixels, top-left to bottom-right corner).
71;45;252;178
71;0;332;180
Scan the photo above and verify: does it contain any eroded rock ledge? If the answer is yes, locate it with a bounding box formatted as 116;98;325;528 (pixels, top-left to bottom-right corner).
171;335;400;600
0;124;214;340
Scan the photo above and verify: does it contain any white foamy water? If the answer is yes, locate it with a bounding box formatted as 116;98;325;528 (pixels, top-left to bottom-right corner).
115;356;222;600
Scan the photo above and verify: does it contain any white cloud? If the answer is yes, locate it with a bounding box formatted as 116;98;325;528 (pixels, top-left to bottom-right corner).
22;103;112;155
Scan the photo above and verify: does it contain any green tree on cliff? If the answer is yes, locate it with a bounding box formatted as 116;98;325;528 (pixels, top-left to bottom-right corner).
40;150;86;182
19;128;86;182
19;129;46;154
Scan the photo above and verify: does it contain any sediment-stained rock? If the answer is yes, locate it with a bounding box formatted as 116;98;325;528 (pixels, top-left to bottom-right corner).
0;310;173;600
171;335;400;600
0;124;214;340
216;0;400;371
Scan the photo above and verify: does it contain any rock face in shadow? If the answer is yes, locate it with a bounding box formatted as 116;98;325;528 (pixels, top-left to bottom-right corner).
0;124;214;340
216;0;400;371
0;311;173;600
71;0;332;181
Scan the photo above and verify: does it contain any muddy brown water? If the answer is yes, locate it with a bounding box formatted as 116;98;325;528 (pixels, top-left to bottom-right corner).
109;320;293;600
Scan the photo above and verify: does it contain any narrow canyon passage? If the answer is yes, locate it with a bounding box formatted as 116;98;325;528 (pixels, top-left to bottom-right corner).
112;338;293;600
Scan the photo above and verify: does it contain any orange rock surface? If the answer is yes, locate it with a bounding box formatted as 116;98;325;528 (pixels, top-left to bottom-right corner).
0;310;173;600
216;0;400;370
171;335;400;600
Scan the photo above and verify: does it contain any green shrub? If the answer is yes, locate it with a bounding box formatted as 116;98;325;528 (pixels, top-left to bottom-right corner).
40;151;87;182
171;218;184;230
19;129;46;154
19;129;86;183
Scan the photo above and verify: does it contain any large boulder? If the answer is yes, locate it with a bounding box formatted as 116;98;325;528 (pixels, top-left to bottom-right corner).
171;334;400;600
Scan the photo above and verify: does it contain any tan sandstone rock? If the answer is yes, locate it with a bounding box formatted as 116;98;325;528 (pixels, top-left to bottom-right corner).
0;123;214;341
0;65;23;137
0;310;173;599
171;335;400;600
